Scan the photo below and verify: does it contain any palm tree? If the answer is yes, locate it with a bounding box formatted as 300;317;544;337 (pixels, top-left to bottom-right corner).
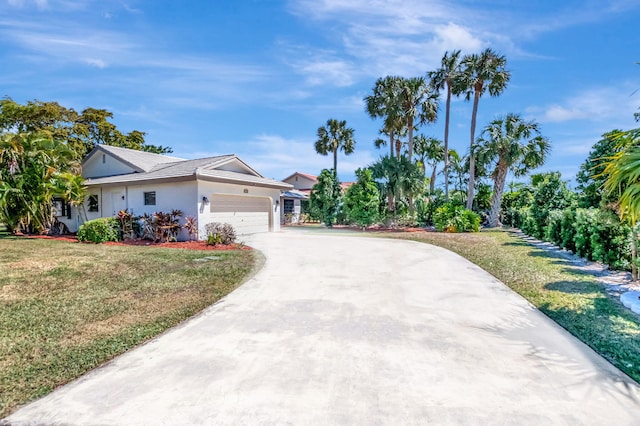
428;50;462;199
459;48;511;209
474;114;550;228
314;119;356;176
397;77;439;160
370;155;424;217
601;128;640;278
414;135;444;193
365;76;404;158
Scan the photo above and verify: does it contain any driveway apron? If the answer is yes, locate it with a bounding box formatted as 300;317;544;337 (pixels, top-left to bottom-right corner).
5;230;640;425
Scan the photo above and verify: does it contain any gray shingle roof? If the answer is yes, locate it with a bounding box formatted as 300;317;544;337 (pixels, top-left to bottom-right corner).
84;145;185;172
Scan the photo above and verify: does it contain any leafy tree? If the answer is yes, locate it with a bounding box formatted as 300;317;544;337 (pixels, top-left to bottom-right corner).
428;49;462;199
458;49;511;209
308;169;342;226
576;130;630;208
474;114;550;227
314;119;356;177
413;135;444;193
343;168;380;228
0;98;171;157
0;132;81;233
529;172;575;239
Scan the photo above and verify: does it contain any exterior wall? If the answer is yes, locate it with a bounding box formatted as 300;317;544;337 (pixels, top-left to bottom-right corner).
283;174;316;190
280;198;302;224
82;152;137;178
197;180;281;238
65;181;197;240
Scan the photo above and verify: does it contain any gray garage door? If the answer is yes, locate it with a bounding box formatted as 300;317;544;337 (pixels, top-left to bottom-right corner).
209;194;271;235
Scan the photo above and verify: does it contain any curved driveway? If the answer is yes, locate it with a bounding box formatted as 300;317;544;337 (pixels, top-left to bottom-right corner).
6;229;640;425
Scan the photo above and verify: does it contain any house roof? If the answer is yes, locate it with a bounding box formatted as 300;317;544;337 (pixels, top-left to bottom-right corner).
83;144;185;173
282;171;318;183
84;149;292;190
281;190;309;200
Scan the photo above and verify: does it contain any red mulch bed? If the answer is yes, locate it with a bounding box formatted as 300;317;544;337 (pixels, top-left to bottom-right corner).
18;234;251;251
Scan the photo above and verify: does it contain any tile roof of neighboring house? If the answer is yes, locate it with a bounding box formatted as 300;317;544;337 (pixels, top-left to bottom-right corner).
84;148;292;190
282;171;318;182
84;144;185;172
340;182;354;190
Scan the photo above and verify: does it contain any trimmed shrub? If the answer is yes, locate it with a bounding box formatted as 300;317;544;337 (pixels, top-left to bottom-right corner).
433;203;480;233
204;222;236;245
77;217;120;243
544;209;563;246
560;208;577;253
574;208;596;260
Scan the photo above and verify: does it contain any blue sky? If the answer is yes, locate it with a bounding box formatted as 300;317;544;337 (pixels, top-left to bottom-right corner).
1;0;639;184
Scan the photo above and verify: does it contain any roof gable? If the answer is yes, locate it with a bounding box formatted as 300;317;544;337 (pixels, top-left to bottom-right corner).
83;145;184;174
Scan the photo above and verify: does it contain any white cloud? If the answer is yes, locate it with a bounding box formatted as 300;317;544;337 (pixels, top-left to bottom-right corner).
530;85;639;125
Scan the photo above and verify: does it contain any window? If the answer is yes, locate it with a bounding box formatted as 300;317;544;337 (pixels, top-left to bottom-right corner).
144;191;156;206
52;197;71;219
88;195;99;212
283;199;294;214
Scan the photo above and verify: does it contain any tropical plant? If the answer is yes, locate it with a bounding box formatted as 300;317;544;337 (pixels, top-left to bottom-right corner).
370;155;424;221
0;132;80;233
601;127;640;278
365;76;405;158
309;169;342;226
413;135;444;193
474;114;550;227
183;216;198;241
433;202;480;232
458;48;511;209
314;119;356;176
428;50;462;199
397;76;439;160
343;168;380;228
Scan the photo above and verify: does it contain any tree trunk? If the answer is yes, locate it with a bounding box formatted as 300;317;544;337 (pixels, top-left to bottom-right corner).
632;223;639;280
430;165;437;193
488;162;508;228
333;148;338;177
389;130;394;158
466;89;481;210
407;117;414;160
444;84;451;200
395;138;402;158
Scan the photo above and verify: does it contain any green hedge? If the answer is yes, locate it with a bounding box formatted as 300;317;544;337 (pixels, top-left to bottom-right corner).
77;217;120;243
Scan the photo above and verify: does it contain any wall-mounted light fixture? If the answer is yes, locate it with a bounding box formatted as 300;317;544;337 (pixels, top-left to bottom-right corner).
274;199;279;212
121;195;125;200
202;196;209;204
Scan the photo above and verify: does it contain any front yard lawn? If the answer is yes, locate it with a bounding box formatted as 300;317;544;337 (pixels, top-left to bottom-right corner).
0;234;258;418
387;229;640;384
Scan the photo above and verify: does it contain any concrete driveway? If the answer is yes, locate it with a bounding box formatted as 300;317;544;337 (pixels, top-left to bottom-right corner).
5;230;640;425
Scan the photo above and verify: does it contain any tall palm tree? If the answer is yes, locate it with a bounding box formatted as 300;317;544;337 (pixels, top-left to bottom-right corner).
459;48;511;209
414;135;444;193
397;76;439;160
365;76;404;158
428;50;462;199
474;114;550;227
314;118;356;176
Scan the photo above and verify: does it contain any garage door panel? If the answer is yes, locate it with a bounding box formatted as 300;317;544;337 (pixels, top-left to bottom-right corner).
207;194;271;235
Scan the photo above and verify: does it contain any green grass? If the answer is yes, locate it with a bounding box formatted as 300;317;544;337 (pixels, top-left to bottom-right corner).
0;235;259;418
385;229;640;383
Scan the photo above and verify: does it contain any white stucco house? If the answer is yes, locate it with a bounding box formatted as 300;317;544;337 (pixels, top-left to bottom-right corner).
56;145;292;239
279;172;315;224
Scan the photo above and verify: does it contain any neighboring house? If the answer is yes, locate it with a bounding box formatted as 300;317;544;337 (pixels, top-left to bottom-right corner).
57;145;292;239
279;172;355;224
